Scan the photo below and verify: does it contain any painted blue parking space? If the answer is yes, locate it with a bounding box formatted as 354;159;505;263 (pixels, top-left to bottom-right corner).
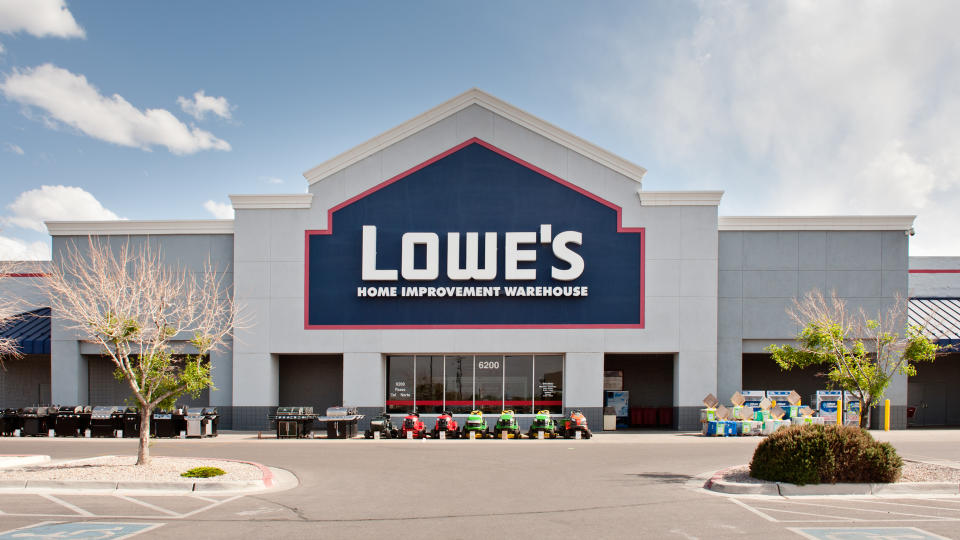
0;521;163;539
789;527;950;540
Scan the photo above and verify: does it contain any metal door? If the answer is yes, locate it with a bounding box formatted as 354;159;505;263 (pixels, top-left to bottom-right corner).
924;382;947;426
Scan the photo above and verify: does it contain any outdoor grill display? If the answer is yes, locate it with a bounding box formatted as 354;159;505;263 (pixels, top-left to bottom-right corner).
273;406;318;438
53;406;91;437
19;406;55;436
318;406;363;439
151;409;183;438
202;408;219;436
122;408;141;438
1;408;19;436
89;406;123;437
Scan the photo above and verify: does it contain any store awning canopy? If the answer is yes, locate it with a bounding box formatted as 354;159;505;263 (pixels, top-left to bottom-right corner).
0;307;50;355
909;298;960;347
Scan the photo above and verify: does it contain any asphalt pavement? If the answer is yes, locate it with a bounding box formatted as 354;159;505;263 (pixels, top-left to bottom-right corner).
2;430;960;539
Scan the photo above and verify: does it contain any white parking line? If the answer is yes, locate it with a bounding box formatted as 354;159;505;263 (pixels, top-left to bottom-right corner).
786;500;954;520
729;498;778;522
115;495;181;516
751;505;866;522
39;494;94;517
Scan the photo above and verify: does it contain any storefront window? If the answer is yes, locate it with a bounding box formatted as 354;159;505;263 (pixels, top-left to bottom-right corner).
504;355;533;414
534;355;563;413
415;355;444;413
475;355;503;413
386;354;563;414
444;355;473;414
386;355;414;413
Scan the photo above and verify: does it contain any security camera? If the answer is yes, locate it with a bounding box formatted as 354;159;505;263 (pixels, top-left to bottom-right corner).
905;227;915;237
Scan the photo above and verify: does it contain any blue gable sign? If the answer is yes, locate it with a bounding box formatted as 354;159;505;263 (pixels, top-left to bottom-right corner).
305;138;644;328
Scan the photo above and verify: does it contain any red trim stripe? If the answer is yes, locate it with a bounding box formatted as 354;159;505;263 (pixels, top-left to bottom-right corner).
910;269;960;274
0;273;49;278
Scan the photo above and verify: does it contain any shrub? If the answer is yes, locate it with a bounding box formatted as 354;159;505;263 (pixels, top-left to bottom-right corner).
181;466;226;478
749;424;901;485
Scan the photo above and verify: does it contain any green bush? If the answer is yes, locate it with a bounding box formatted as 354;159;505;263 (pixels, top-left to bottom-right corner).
749;424;901;485
180;466;226;478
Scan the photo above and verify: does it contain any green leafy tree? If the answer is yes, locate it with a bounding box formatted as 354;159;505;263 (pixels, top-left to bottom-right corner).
767;290;937;428
45;239;237;465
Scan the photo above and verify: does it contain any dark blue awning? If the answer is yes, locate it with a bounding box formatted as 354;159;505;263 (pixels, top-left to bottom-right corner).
909;298;960;349
0;307;50;355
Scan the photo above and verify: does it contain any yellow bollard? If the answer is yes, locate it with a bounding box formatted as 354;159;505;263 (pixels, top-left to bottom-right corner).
884;399;890;431
837;396;843;426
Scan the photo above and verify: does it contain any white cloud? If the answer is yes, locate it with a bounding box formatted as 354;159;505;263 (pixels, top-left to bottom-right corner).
0;0;84;39
203;200;234;219
0;41;5;54
0;235;49;260
4;185;120;232
582;1;960;255
4;143;23;155
0;64;231;154
264;177;283;184
177;90;233;120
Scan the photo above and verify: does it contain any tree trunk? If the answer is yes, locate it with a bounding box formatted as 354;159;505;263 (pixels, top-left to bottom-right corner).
136;405;152;465
859;399;873;429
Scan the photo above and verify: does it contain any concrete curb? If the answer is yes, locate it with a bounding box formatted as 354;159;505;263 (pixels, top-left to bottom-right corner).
705;465;960;496
0;455;284;494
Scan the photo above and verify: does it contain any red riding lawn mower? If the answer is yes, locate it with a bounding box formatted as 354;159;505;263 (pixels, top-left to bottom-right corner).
559;409;593;439
431;410;460;439
400;412;429;439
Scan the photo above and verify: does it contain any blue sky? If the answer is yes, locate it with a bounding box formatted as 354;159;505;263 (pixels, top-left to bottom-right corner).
1;1;958;258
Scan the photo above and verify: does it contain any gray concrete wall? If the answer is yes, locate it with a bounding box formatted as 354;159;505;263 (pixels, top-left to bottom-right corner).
49;234;234;407
719;230;910;425
233;103;719;422
0;354;50;407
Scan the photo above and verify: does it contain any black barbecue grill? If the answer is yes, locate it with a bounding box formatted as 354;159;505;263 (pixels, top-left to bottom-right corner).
272;406;318;438
19;406;55;436
53;406;89;437
151;408;183;438
122;408;142;438
89;406;123;437
1;408;19;436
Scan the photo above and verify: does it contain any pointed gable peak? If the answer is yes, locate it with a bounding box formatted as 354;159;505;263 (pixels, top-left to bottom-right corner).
303;88;646;185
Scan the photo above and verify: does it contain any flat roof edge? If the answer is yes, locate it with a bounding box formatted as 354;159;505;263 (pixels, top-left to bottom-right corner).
46;220;235;236
718;215;916;231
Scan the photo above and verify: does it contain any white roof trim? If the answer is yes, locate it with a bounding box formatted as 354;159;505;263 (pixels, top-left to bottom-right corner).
46;220;234;236
303;88;647;185
718;216;916;231
230;194;313;209
639;190;724;206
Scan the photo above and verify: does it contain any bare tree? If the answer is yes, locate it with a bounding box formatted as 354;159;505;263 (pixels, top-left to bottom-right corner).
45;238;237;465
768;290;937;428
0;262;26;366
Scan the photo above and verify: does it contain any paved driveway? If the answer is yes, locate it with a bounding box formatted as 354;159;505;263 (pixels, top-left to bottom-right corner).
1;430;959;539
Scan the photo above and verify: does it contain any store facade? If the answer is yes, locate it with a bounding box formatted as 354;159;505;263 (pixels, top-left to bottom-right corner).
3;90;921;430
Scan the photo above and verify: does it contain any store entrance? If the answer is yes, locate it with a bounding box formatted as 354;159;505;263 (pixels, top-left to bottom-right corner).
908;352;960;427
741;354;822;407
602;354;674;428
278;354;343;413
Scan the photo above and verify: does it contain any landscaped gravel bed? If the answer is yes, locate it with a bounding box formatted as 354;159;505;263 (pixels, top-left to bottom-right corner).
720;460;960;484
0;455;263;482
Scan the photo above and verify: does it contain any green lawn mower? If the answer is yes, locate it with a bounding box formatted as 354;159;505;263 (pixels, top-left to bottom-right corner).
493;409;522;439
527;409;558;439
461;409;490;439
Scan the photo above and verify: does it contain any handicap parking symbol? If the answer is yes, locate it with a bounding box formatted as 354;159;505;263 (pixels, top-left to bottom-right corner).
0;522;163;539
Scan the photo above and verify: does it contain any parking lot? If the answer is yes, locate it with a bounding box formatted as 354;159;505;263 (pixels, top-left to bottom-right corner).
2;430;960;539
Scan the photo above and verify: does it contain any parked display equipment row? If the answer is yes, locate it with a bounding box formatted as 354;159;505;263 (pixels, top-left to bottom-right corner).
700;390;862;437
0;406;219;438
362;410;593;440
